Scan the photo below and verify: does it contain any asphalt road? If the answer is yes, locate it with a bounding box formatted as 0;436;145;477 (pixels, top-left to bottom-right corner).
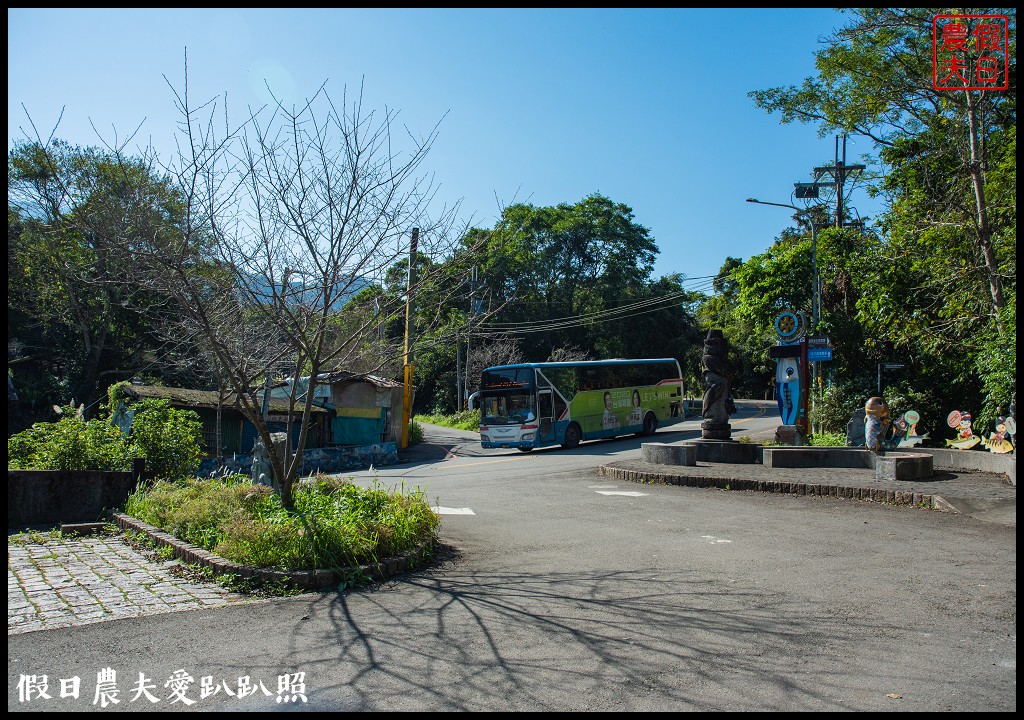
8;403;1016;712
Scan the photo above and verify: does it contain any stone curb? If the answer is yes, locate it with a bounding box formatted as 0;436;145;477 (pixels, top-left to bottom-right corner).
111;512;436;591
598;466;938;509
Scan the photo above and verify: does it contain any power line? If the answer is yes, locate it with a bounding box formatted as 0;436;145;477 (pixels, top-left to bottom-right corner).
480;291;691;330
474;298;697;338
471;273;721;337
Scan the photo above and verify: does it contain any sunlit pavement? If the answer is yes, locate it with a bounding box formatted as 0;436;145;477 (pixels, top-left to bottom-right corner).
8;532;266;636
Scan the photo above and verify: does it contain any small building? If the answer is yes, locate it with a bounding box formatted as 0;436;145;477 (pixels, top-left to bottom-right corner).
269;371;411;447
113;384;331;456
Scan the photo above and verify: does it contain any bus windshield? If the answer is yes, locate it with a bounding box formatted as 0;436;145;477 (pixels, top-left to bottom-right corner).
480;392;536;425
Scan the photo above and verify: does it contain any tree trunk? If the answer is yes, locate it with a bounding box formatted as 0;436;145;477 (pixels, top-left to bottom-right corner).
964;90;1005;331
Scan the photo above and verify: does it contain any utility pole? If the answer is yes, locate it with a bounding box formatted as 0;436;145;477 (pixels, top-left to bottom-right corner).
464;266;479;410
810;135;864;434
812;134;866;231
455;329;461;413
400;228;418;449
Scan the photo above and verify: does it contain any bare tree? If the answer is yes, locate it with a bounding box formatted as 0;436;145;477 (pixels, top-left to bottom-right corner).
545;345;591;363
145;62;486;505
463;336;524;399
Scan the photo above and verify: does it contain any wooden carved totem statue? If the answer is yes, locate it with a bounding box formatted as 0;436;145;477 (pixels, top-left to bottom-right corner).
701;329;734;440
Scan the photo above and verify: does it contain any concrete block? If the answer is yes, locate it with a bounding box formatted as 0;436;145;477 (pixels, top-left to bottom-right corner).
762;447;873;469
873;453;934;481
903;448;1014;485
683;440;760;464
641;443;696;466
774;425;808;446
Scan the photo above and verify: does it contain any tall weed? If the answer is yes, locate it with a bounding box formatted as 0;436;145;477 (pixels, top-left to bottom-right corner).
123;474;439;571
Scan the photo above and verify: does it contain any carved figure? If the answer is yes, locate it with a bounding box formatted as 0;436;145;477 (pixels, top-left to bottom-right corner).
700;329;734;440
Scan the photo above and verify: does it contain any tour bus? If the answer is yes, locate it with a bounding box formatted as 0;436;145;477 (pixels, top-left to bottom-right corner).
478;358;686;451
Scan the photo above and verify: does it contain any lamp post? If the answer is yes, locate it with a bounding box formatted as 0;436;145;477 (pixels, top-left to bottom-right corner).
745;198;820;330
746;198;822;436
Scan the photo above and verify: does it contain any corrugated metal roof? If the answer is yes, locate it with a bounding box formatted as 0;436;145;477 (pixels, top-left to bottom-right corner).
123;385;331;414
318;370;406;389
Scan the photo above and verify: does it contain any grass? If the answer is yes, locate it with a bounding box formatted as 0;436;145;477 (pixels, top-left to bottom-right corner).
757;431;849;447
415;409;481;432
809;432;848;446
122;474;440;572
9;521;121;545
8;529;65;545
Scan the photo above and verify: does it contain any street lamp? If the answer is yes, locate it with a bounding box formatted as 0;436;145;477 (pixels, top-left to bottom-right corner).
745;198;819;330
747;197;823;436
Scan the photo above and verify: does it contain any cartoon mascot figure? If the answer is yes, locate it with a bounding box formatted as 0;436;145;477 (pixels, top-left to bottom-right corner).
864;397;891;453
945;410;981;450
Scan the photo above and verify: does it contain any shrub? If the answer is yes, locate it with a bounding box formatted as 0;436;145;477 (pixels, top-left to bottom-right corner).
129;399;203;482
7;413;134;471
811;382;864;434
123;474;440;571
416;409;480;432
8;397;204;481
809;432;847;447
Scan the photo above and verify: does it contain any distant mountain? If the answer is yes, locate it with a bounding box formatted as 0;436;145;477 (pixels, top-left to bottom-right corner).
240;272;374;312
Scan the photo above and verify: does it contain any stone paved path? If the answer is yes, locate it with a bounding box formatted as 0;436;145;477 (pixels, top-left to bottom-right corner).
8;532;264;636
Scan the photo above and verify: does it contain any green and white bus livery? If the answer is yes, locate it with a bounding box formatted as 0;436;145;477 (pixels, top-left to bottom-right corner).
478;358;686;452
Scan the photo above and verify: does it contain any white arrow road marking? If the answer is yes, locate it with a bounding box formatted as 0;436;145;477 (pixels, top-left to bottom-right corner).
595;491;649;497
431;507;475;515
700;535;732;544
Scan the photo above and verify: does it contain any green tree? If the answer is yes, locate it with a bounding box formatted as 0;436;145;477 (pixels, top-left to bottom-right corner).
128;399;203;482
8;140;195;425
468;194;693;362
750;7;1016;426
749;8;1014;321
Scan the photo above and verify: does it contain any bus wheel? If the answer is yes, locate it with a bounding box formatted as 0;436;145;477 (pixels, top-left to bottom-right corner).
562;423;581;449
518;447;534;453
642;412;658;436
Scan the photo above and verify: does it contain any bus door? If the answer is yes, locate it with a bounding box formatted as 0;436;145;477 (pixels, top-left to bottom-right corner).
537;390;555;443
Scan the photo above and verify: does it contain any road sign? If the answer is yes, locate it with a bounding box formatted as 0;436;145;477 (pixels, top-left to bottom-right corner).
807;335;831;348
807;347;833;362
882;362;905;370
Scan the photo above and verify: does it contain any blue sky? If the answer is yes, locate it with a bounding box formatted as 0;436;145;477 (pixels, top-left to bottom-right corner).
8;8;885;292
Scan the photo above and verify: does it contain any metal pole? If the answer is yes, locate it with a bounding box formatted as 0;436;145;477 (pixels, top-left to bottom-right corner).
747;198;821;438
401;228;419;449
810;215;819;436
465;266;477;410
810;216;819;332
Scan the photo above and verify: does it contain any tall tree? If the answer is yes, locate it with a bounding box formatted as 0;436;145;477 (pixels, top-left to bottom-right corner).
468;194;691;361
750;7;1016;423
8;140;191;422
135;69;487;506
750;8;1014;322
